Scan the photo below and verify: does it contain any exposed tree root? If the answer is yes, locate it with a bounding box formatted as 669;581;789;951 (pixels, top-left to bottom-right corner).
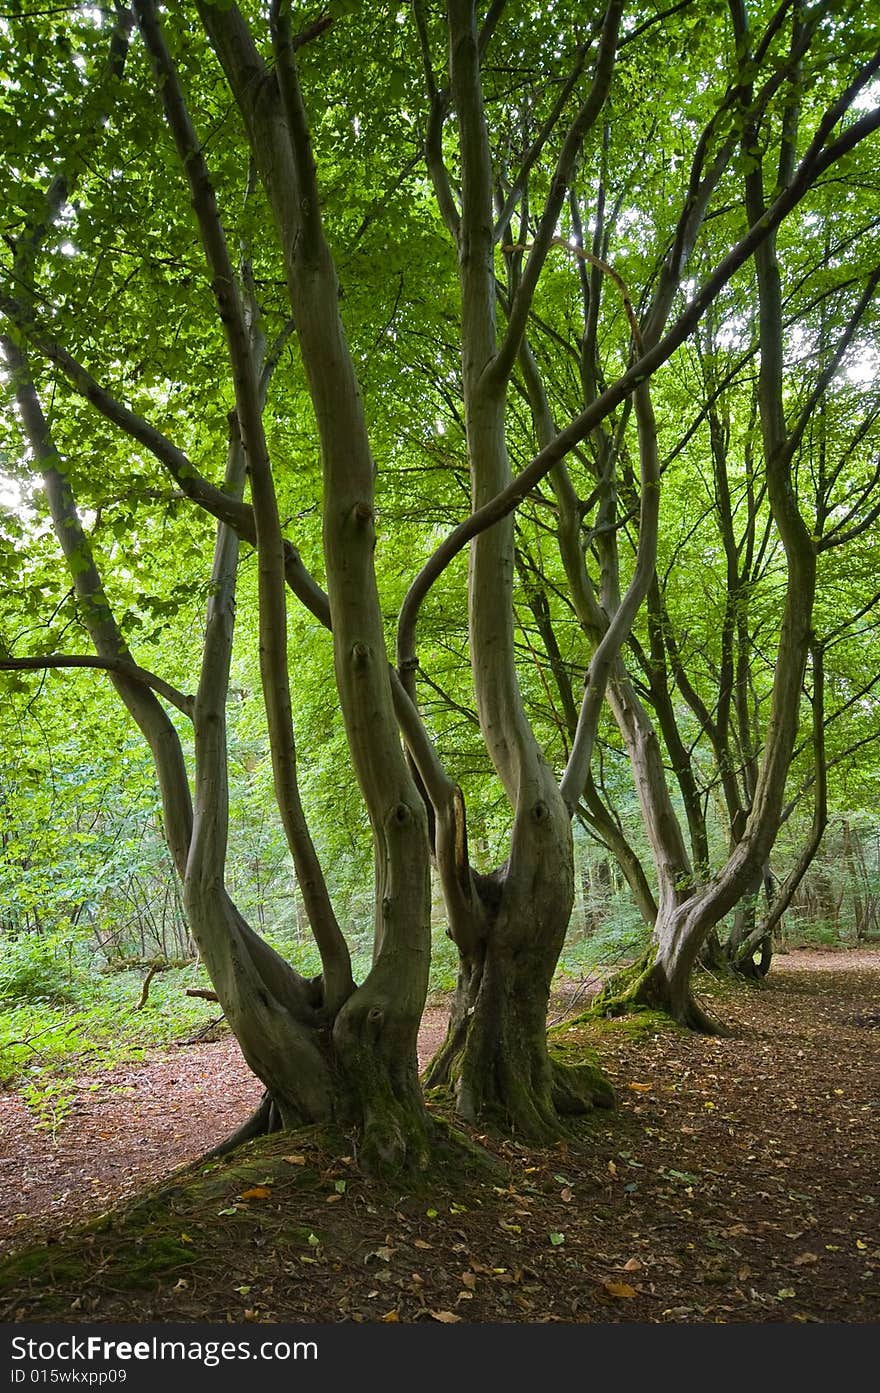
549;1058;615;1114
199;1090;281;1161
455;1064;565;1145
591;956;732;1036
355;1103;434;1179
427;1020;615;1140
429;1115;506;1178
200;1088;467;1179
673;992;732;1036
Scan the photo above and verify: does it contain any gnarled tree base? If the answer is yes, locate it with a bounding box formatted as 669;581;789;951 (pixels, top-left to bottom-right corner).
727;935;773;980
592;955;731;1036
443;1047;615;1141
198;1079;503;1185
200;1084;458;1178
426;951;615;1141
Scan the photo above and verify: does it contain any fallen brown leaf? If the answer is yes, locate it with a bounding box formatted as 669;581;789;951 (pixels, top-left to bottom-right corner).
603;1280;638;1299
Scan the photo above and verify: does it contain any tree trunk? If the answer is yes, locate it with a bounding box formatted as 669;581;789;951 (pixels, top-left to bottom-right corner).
426;804;612;1136
195;2;435;1171
725;866;768;979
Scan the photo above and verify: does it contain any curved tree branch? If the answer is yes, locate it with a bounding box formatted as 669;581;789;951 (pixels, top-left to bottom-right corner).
491;0;623;385
0;653;193;716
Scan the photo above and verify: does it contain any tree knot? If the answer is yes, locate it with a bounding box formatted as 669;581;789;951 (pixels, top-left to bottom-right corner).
366;1004;385;1042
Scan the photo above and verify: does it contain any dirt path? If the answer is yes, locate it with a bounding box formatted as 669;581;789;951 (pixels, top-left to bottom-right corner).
1;950;878;1323
0;1004;450;1257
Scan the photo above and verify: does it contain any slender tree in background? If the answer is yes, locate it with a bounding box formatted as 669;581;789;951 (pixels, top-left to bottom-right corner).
2;2;879;1153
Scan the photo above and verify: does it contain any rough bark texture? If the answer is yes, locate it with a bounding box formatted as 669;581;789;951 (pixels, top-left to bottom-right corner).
424;838;613;1137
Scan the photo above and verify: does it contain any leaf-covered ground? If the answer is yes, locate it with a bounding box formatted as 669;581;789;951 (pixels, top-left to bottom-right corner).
0;950;878;1323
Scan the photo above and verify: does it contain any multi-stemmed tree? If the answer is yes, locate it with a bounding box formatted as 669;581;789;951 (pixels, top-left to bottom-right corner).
2;2;878;1158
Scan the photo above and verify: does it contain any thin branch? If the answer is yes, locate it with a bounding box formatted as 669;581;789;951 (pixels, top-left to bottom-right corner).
505;235;643;349
741;640;826;954
784;265;880;468
560;380;660;810
491;0;623;385
620;0;695;47
493;42;593;239
0;300;251;529
137;0;352;1010
0;298;333;629
818;472;880;552
477;0;508;57
0;654;193;716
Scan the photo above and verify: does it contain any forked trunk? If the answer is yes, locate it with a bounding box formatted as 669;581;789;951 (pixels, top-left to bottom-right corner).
186;884;433;1171
426;809;613;1137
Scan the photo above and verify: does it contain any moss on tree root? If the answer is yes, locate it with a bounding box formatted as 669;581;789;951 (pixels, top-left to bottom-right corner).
549;1057;615;1113
430;1026;616;1140
581;954;730;1036
0;1115;511;1317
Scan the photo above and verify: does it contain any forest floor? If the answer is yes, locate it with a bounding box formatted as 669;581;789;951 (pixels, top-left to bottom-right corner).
0;948;878;1324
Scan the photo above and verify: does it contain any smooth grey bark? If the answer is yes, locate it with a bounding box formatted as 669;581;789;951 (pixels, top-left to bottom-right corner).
504;70;742;926
6;331;337;1128
580;782;658;928
135;0;354;1017
519;338;694;925
621;7;880;1025
195;0;434;1170
414;0;588;1136
2;0;442;1164
403;0;880;1102
512;546;657;926
184;413;335;1126
417;0;675;1134
4;0;356;1148
623;2;817;1025
4;1;880;1146
638;581;711;874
